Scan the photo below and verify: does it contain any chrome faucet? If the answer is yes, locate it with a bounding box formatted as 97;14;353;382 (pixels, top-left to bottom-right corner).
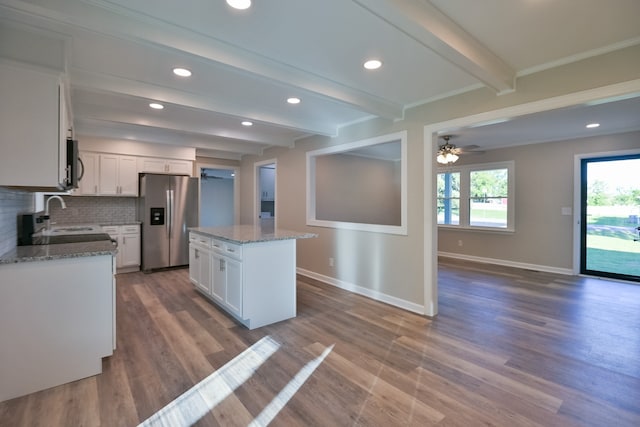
43;195;67;229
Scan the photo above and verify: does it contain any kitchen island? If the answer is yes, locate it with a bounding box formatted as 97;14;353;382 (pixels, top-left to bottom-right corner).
0;240;117;402
189;225;316;329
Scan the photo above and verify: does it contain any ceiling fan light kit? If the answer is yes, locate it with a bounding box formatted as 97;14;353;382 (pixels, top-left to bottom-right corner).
437;149;459;165
436;135;460;165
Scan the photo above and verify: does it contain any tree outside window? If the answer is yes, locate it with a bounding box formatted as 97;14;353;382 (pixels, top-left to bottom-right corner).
437;161;513;231
470;169;508;228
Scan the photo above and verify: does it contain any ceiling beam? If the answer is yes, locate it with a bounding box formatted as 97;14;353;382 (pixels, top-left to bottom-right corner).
353;0;516;94
195;148;243;162
74;118;266;156
72;99;296;147
1;0;405;120
70;67;335;137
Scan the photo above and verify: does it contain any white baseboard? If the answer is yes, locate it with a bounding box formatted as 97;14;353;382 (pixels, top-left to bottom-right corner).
296;268;426;315
438;251;574;275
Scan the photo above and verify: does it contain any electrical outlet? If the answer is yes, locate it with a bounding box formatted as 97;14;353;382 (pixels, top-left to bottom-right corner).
329;257;334;267
458;240;463;247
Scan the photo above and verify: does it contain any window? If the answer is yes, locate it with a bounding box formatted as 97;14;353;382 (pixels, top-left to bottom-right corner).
437;161;514;231
437;172;460;225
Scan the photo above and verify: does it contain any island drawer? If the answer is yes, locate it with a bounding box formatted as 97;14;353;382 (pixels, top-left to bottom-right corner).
211;238;243;260
223;241;242;259
189;232;212;247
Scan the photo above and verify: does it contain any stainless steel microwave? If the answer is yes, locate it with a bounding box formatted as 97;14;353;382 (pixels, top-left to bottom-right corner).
62;138;82;190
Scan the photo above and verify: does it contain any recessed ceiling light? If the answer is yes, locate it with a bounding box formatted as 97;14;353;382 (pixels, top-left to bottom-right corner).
149;103;164;110
363;59;382;70
173;67;192;77
586;123;600;128
241;121;253;126
287;97;301;104
226;0;251;10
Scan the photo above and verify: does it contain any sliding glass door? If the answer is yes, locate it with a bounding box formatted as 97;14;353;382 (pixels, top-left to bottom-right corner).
581;154;640;281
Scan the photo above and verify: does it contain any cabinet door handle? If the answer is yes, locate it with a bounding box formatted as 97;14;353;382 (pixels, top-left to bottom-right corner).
94;185;97;193
123;236;126;245
220;259;225;272
195;249;199;259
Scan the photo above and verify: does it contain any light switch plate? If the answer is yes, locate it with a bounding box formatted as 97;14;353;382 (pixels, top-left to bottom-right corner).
561;207;572;215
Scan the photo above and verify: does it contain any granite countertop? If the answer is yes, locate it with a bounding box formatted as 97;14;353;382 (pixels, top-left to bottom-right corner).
52;222;141;227
190;225;317;244
0;240;117;264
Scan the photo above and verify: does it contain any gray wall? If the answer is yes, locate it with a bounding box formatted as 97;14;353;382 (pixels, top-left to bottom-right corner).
315;154;401;225
437;130;640;270
237;43;640;315
200;178;234;227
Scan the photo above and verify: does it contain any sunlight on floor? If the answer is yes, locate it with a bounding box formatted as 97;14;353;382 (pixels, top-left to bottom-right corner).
249;343;334;427
138;336;333;427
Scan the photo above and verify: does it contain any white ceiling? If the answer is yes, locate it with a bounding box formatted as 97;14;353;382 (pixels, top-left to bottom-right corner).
1;0;639;159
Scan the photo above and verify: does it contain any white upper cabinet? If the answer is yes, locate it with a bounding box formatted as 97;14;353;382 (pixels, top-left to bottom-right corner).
74;151;192;196
0;62;68;190
76;151;99;195
167;159;192;175
138;157;192;176
98;154;138;196
137;157;165;174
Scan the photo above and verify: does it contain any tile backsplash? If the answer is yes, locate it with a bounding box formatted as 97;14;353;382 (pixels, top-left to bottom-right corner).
48;196;137;225
0;187;34;255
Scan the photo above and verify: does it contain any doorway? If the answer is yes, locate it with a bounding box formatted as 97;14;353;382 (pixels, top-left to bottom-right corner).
199;167;237;227
580;155;640;281
255;160;276;229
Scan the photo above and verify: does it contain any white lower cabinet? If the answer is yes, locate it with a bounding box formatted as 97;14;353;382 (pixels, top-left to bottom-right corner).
225;257;243;317
189;231;296;329
210;251;225;303
189;239;211;295
210;248;243;317
0;254;114;402
103;225;140;271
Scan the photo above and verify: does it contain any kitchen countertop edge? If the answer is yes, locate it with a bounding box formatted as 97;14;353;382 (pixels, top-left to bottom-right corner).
190;225;317;244
0;241;117;264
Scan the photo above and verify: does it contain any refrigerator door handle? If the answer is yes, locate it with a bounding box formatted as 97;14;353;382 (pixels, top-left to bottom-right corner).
166;189;171;238
169;189;175;235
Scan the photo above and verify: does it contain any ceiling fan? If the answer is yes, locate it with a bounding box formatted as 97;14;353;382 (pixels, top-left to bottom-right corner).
200;171;224;180
436;135;483;164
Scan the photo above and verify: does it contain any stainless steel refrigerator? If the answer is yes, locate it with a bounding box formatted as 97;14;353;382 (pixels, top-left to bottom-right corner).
138;173;198;271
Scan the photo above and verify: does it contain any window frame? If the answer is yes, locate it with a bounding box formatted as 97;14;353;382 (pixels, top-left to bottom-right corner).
306;131;408;235
437;160;515;232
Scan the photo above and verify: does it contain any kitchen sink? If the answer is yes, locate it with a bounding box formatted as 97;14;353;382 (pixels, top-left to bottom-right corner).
41;225;104;236
31;233;115;245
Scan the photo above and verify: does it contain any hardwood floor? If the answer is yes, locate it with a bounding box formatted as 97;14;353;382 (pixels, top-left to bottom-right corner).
1;259;639;426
